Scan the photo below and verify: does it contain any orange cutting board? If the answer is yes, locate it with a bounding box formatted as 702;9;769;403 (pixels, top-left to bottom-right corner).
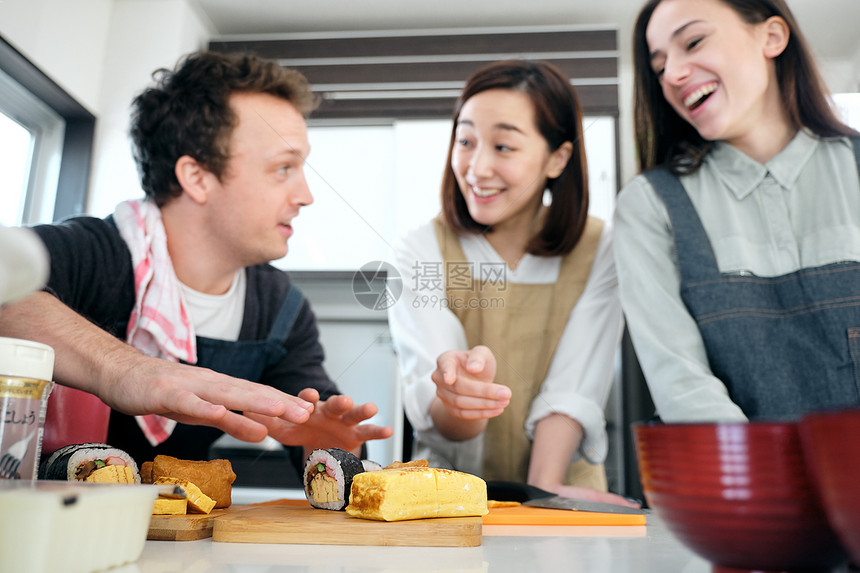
482;504;646;526
212;499;482;547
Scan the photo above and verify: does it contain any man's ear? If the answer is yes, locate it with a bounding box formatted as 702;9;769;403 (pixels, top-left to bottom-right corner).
175;155;212;204
546;141;573;179
762;16;790;59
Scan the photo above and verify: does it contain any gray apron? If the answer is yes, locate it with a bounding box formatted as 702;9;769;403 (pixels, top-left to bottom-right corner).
643;139;860;419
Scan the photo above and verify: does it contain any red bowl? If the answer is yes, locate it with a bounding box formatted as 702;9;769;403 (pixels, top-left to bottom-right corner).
637;441;805;461
635;422;848;572
639;460;815;492
800;408;860;564
642;481;820;503
638;455;811;479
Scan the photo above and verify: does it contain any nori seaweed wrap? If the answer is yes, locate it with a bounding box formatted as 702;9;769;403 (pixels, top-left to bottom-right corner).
303;448;364;510
39;442;141;483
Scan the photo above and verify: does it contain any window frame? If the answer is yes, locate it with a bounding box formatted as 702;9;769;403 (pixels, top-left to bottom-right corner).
0;34;95;222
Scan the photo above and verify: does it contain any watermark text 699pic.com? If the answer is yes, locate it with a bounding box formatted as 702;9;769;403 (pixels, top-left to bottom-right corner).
410;261;506;311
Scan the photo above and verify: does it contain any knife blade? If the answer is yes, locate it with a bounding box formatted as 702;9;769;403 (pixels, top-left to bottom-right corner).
156;484;187;499
523;496;646;515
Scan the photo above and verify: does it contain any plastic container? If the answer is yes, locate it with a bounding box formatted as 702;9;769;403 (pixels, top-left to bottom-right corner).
0;337;54;480
0;480;158;573
0;225;49;306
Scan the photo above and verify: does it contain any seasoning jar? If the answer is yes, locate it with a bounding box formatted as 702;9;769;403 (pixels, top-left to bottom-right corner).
0;337;54;480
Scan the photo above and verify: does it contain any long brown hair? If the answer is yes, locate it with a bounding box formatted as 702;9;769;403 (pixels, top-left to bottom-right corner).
440;60;589;257
632;0;857;174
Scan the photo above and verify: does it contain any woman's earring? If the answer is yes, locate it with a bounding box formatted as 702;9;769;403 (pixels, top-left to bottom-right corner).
542;187;553;207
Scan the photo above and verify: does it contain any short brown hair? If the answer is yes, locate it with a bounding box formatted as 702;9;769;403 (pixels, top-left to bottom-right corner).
440;60;589;257
130;51;319;206
632;0;857;174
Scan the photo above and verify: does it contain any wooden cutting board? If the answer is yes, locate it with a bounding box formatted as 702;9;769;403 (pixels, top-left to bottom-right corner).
482;504;646;526
150;500;643;541
212;500;482;547
148;508;237;541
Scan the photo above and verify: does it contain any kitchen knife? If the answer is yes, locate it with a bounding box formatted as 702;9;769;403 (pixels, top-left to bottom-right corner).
156;484;187;499
486;480;645;515
522;496;646;515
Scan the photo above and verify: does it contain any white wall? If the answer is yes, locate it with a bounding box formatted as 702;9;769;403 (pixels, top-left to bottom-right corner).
87;0;213;216
617;62;637;188
820;58;859;95
0;0;213;217
855;50;860;92
0;0;112;113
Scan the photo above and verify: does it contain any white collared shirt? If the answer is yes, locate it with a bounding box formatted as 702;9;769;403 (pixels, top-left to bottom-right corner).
389;219;624;463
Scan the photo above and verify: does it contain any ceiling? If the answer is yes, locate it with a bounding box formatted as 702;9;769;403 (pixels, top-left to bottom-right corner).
192;0;860;63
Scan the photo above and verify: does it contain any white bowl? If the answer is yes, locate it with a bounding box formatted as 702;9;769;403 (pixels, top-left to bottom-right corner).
0;480;158;573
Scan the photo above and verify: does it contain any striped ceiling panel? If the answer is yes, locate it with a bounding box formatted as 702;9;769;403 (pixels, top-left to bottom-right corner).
209;26;618;122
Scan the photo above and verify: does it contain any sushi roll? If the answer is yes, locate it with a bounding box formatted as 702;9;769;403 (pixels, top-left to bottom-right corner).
39;443;141;483
361;459;383;472
303;448;364;510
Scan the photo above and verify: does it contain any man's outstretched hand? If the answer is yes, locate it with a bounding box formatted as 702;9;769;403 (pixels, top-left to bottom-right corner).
245;388;393;453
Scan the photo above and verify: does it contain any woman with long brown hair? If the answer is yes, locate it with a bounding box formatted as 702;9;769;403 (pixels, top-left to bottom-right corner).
615;0;860;422
390;60;632;505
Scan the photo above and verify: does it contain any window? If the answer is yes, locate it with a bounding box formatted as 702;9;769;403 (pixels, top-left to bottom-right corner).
833;93;860;130
278;119;446;271
276;116;617;271
0;66;65;226
0;110;32;227
0;35;95;225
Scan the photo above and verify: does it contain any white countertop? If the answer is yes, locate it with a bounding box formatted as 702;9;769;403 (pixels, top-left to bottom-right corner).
131;516;712;573
122;487;714;573
127;488;851;573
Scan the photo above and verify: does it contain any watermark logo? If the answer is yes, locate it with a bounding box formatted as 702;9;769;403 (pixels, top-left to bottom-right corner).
409;261;507;311
411;293;506;311
411;262;508;292
352;261;402;311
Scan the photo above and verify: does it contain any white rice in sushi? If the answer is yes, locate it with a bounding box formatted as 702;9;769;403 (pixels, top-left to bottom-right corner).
39;443;141;483
361;459;383;472
303;448;364;511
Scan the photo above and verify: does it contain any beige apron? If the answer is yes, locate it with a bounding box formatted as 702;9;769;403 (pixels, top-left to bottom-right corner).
422;215;608;490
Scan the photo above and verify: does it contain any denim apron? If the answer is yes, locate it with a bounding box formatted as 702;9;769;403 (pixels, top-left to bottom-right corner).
643;142;860;420
108;283;306;462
